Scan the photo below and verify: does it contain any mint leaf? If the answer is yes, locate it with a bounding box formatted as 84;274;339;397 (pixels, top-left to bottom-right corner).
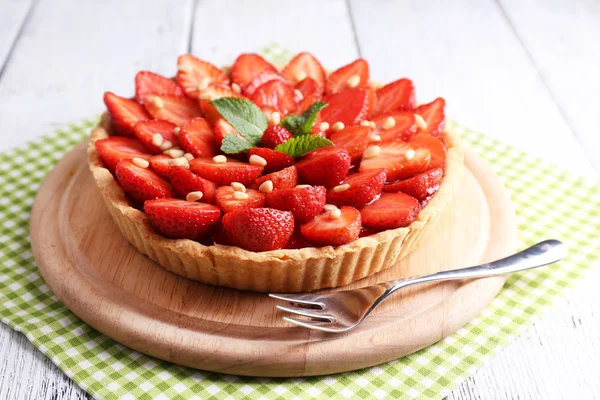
281;101;328;137
220;134;253;154
211;97;268;142
274;135;334;158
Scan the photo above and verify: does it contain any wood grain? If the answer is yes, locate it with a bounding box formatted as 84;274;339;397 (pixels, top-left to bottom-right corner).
30;142;516;377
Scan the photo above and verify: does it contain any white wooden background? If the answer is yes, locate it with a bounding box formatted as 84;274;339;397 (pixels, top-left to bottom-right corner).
0;0;599;399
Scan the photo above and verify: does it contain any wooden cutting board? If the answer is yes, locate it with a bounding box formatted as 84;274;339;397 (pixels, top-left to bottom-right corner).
30;141;517;377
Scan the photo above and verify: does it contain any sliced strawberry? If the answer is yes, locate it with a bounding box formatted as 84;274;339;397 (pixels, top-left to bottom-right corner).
260;126;293;149
144;199;221;241
409;134;447;169
371;78;416;116
189;158;263;186
213;118;242;148
281;52;326;88
295;77;324;113
415;98;446;136
178;117;216;158
115;160;174;203
250;80;297;116
265;185;326;224
198;83;242;125
169;165;217;202
371;111;417;142
261;105;281;127
328;125;371;162
103;92;150;137
222;207;294;252
320;88;374;127
176;54;229;98
383;167;443;200
326;58;369;94
327;169;386;209
284;230;312;249
215;186;265;213
133;119;179;154
359;141;431;181
243;71;286;96
300;206;361;246
135;71;184;103
231;53;278;89
148;155;173;178
142;94;203;126
360;192;421;231
95;136;150;173
248;147;294;173
296;146;351;188
256;165;298;190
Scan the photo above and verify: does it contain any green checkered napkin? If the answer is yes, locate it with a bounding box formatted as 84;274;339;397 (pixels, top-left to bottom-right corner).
1;48;600;400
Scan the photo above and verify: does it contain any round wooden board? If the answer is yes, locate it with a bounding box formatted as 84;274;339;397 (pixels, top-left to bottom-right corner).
30;141;517;377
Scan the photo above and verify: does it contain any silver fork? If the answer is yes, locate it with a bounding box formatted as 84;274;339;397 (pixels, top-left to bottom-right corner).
270;240;566;333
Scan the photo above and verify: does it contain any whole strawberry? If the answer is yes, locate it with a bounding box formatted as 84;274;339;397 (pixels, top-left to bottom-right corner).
266;185;326;224
222;207;294;252
261;126;293;149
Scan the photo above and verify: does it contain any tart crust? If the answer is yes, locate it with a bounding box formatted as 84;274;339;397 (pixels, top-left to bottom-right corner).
88;113;463;292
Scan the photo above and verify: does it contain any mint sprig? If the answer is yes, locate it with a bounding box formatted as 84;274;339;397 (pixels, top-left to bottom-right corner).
210;97;268;153
281;101;328;137
274;135;333;158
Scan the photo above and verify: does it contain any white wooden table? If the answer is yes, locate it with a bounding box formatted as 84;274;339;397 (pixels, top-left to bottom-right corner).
1;1;599;399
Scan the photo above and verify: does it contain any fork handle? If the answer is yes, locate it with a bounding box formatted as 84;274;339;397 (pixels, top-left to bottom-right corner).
389;240;566;293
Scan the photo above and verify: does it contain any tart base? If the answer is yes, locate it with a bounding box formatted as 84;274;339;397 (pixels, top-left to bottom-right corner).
88;113;464;292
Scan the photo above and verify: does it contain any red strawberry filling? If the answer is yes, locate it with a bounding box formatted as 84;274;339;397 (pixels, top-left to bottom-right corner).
97;52;451;251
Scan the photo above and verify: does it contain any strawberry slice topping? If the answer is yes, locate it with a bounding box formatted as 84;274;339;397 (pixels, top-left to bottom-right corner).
144;199;221;241
243;71;286;96
176;54;229;98
212;119;241;148
296;146;351;188
294;77;324;113
265;185;326;224
135;71;184;103
409;134;447;169
250;80;297;116
190;158;263;186
329;125;371;162
198;83;242;125
383;167;443;200
248;147;294;173
360;192;421;231
169;165;217;202
95;136;150;173
133;119;179;154
326;58;369;94
371;111;417;142
281;52;326;89
178;117;216;158
260;126;293;149
321;88;374;127
327;169;386;209
103;92;150;137
222;207;294;252
142;94;203;126
371;78;416;116
115;160;174;203
300;206;361;246
255;165;298;190
148;154;173;178
231;53;278;89
215;186;265;214
414;98;446;137
360;141;431;182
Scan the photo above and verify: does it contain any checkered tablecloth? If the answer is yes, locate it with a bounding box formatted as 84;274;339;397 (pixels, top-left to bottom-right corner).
1;47;599;400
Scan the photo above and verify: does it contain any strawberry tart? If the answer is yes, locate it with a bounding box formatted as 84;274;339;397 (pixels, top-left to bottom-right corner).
88;52;463;292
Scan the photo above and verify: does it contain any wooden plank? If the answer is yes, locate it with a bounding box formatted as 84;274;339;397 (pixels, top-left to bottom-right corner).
0;0;194;152
348;0;596;178
191;0;358;67
499;0;600;174
0;0;32;73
